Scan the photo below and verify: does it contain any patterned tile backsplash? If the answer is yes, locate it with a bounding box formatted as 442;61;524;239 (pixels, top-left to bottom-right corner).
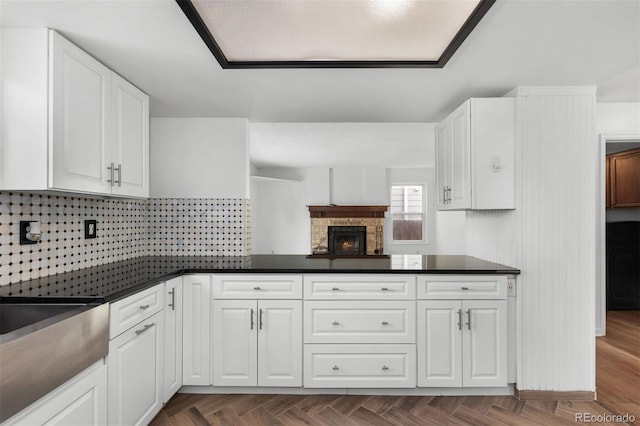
0;193;251;286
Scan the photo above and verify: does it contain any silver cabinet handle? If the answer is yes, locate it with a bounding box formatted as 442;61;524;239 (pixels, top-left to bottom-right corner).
466;309;471;330
382;365;389;371
250;308;255;330
446;186;452;202
381;321;389;326
443;186;447;204
135;323;154;335
115;164;122;187
332;365;340;371
332;321;340;326
461;287;469;291
253;286;261;290
168;289;175;310
259;308;264;330
331;287;340;291
457;309;463;330
107;162;115;186
381;287;389;291
139;304;150;310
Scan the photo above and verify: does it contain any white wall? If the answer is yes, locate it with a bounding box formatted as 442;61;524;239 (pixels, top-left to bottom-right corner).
150;118;250;198
596;103;640;135
250;122;435;168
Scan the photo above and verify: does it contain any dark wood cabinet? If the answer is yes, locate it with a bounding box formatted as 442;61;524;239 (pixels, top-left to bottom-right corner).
606;222;640;310
607;148;640;208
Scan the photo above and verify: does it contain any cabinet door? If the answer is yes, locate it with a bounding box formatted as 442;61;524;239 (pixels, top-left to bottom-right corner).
110;73;149;198
449;100;471;210
462;300;507;387
4;363;107;426
257;300;302;387
417;301;462;387
182;275;211;386
435;122;449;210
212;300;257;386
605;155;611;208
610;148;640;208
108;312;163;426
163;278;183;403
49;31;111;194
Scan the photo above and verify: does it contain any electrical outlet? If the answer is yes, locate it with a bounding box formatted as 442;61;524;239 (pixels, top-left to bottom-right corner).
507;278;516;296
84;220;97;239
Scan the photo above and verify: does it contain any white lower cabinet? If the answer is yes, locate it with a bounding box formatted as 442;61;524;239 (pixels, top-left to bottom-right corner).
417;300;507;387
212;299;302;387
182;275;211;386
108;310;163;426
304;344;416;388
3;362;107;426
163;277;183;403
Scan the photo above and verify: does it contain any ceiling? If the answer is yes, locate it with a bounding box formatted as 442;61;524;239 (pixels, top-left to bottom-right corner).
1;0;638;123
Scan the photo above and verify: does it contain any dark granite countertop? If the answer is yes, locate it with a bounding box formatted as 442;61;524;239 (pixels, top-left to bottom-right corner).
0;255;520;303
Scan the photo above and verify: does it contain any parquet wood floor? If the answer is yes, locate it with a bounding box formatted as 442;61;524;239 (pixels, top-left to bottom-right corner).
151;311;640;425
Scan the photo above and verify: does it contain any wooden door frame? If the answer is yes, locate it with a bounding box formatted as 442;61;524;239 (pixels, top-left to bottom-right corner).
596;134;640;336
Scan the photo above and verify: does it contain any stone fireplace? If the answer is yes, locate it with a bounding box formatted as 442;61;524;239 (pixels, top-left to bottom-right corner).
308;206;387;257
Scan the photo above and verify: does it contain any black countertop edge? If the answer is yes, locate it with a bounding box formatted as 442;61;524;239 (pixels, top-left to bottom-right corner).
0;255;520;304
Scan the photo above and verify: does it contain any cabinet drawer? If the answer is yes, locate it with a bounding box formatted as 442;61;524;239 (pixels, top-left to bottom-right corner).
417;275;507;299
109;284;163;338
304;275;416;300
304;301;415;344
212;274;302;299
304;344;416;388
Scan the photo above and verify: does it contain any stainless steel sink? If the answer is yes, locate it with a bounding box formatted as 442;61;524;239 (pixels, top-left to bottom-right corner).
0;303;87;336
0;302;109;422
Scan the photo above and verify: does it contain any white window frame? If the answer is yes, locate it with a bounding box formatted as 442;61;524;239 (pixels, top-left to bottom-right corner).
389;183;427;245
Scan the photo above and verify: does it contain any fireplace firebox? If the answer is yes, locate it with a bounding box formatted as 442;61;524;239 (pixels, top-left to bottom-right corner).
328;226;366;256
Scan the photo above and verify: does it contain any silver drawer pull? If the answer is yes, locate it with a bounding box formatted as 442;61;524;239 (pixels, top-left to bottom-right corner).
461;287;469;291
381;287;389;291
139;304;150;310
382;365;389;371
135;323;154;335
332;365;340;371
332;321;340;326
331;287;340;291
381;321;389;326
254;286;261;290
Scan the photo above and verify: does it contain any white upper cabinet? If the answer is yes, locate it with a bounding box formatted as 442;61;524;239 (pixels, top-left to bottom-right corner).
0;28;149;198
110;73;149;197
49;31;112;194
435;98;514;210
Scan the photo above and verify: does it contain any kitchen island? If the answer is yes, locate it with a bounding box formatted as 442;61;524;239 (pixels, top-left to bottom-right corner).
1;255;519;425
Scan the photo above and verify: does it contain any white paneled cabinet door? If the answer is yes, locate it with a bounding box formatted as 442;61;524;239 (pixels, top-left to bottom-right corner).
449;101;471;210
435;123;448;209
182;275;211;386
108;312;163;426
212;300;258;386
257;300;302;387
110;73;149;197
49;30;111;194
462;300;507;387
4;363;107;426
163;278;182;403
417;300;462;387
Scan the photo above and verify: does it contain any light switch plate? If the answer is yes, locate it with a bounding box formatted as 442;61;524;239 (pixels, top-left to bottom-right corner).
84;220;97;239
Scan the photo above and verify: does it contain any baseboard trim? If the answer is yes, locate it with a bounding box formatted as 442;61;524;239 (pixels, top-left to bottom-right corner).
515;388;595;401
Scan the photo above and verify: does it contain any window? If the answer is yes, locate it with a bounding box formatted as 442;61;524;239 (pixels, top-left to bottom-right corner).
390;184;425;242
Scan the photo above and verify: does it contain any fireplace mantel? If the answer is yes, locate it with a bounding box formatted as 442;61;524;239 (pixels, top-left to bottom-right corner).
308;205;388;218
